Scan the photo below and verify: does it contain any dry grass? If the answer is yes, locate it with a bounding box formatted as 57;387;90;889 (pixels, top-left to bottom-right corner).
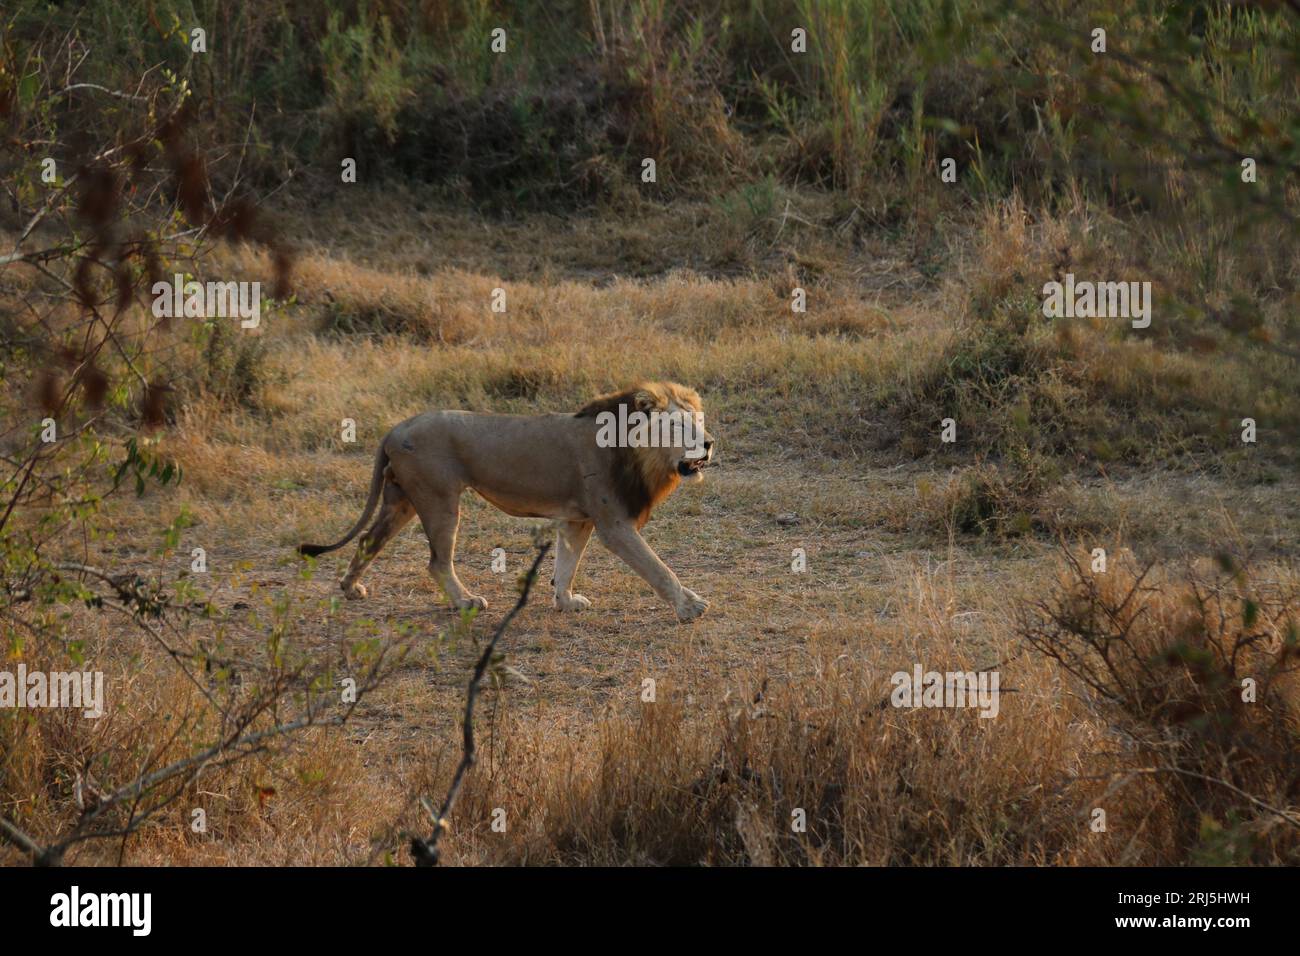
3;187;1298;866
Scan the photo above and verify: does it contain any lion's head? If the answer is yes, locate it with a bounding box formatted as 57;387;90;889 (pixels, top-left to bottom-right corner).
577;381;715;527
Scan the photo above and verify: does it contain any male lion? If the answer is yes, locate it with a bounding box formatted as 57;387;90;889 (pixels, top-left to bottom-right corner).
298;381;715;621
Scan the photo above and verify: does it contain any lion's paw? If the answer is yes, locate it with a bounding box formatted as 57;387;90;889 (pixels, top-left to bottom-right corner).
342;582;368;600
675;588;709;622
555;592;592;612
455;594;489;612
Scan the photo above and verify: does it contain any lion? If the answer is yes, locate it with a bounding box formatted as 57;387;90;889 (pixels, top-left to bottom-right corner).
297;381;715;621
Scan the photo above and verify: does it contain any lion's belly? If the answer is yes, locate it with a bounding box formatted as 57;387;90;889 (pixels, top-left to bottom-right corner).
471;485;586;521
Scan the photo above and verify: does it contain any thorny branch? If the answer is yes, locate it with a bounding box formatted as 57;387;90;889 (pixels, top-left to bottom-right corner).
410;543;551;867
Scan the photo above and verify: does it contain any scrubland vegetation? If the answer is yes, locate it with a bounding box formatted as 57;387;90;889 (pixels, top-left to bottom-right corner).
1;1;1298;865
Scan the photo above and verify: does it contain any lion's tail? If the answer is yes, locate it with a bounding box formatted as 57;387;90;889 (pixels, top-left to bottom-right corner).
297;443;389;557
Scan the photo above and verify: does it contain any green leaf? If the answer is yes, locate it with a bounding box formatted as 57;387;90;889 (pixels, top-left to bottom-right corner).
18;73;38;108
1243;599;1259;627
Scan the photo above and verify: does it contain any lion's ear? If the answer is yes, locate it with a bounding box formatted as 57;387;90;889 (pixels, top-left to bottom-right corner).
633;390;660;413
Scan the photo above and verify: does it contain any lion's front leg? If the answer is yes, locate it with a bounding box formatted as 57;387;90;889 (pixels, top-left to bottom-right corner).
595;520;708;622
553;520;594;611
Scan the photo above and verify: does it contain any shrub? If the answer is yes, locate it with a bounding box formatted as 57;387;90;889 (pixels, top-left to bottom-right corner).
1019;550;1300;864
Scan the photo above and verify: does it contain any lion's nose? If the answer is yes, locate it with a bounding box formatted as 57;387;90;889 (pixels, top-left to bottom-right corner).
704;439;715;456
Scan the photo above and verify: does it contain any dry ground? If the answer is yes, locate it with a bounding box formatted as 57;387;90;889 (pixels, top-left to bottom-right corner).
4;184;1297;865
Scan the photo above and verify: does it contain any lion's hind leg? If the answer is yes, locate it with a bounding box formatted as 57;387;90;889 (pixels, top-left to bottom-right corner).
340;481;415;599
415;494;487;612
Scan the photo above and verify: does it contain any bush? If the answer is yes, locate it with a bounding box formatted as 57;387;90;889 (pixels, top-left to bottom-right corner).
1019;549;1300;864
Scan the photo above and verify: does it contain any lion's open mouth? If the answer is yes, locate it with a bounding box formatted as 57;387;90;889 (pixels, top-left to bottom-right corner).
678;457;708;477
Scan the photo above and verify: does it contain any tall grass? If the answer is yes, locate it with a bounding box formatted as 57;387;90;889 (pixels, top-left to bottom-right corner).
8;1;1293;208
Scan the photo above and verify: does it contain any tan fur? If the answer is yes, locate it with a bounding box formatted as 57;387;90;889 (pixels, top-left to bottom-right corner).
299;381;715;621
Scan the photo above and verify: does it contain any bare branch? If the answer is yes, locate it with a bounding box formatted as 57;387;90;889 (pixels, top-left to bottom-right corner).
410;543;551;867
56;83;149;103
